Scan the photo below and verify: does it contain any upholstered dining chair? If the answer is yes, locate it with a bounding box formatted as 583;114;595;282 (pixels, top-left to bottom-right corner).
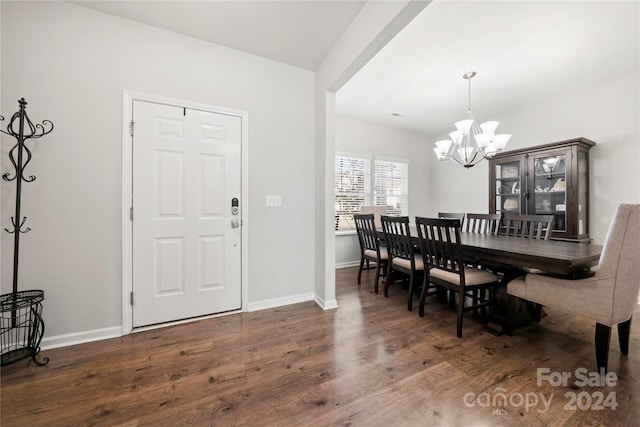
380;215;423;311
504;213;555;239
506;204;640;372
415;217;501;338
463;213;501;235
353;213;388;293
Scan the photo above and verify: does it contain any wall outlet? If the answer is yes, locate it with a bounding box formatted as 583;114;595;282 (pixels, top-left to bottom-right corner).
266;195;282;207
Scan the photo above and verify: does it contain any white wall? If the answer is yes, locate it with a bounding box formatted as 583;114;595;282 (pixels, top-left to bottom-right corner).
1;1;315;339
429;70;640;244
334;115;430;266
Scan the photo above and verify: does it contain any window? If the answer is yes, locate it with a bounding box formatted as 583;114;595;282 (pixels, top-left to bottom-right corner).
335;153;408;230
374;158;409;218
335;154;371;230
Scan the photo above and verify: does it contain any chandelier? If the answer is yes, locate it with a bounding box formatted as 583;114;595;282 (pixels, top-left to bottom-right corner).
433;71;511;168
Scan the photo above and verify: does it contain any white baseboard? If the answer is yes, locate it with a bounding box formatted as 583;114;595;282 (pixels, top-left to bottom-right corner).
41;326;122;350
335;261;360;269
314;294;339;310
247;292;315;312
41;291;343;350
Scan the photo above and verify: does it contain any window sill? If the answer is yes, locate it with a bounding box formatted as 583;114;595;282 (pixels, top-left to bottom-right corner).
335;229;357;236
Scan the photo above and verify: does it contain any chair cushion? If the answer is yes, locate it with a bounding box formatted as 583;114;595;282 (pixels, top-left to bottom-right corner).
392;256;424;271
429;266;498;286
519;274;617;326
507;276;526;298
364;247;388;260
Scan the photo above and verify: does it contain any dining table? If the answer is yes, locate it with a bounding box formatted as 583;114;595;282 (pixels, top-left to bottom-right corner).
381;226;603;334
383;226;603;275
458;233;602;277
458;233;602;333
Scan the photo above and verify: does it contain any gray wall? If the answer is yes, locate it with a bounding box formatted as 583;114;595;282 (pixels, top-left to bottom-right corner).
334;115;430;266
1;1;315;338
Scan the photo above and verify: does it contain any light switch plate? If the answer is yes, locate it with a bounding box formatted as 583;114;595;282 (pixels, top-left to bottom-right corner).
266;195;282;207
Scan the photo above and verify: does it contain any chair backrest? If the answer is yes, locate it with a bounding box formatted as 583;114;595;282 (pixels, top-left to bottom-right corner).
415;217;465;281
353;214;379;253
463;213;501;235
360;205;387;229
438;212;465;223
504;213;554;239
380;216;414;262
594;204;640;323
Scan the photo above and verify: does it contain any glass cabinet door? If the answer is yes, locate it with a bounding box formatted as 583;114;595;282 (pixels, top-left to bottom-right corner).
494;160;522;215
531;152;568;233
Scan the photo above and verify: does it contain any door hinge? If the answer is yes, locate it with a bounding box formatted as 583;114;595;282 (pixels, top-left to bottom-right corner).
130;207;134;221
130;120;135;137
130;291;134;306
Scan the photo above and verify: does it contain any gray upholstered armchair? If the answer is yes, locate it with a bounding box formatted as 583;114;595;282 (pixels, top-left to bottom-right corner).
507;204;640;372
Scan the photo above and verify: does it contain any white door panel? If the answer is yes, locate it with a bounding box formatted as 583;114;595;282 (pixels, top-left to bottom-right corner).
132;101;241;327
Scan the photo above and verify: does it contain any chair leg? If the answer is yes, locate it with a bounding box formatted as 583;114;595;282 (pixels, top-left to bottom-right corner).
384;266;393;297
374;262;381;294
418;274;428;317
595;323;612;373
357;257;364;285
456;290;465;338
407;272;414;311
618;317;632;355
487;286;496;321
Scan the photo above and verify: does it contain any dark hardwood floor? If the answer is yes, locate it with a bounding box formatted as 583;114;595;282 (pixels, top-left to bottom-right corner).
2;266;639;426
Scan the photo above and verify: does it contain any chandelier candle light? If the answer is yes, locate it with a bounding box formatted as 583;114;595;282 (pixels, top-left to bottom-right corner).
433;71;511;168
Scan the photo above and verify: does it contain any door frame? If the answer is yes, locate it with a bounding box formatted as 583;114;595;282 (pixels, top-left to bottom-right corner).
121;91;249;334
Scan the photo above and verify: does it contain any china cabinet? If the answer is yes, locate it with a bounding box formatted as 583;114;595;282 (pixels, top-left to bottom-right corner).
489;137;595;242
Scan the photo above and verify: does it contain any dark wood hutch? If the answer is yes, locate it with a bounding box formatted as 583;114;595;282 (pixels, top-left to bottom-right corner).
489;137;596;242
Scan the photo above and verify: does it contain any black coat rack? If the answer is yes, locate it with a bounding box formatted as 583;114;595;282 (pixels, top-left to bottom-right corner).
0;98;51;366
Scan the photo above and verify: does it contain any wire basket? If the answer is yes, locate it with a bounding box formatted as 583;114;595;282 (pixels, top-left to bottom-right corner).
1;290;49;366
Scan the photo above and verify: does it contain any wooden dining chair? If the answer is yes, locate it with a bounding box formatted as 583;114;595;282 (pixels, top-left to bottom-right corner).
507;204;640;372
503;213;554;239
380;215;423;311
503;213;554;318
353;213;388;293
463;213;501;235
360;205;386;229
415;217;500;338
461;213;502;312
438;212;465;224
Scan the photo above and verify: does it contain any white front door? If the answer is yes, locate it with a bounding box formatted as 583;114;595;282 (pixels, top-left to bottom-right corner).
132;100;242;327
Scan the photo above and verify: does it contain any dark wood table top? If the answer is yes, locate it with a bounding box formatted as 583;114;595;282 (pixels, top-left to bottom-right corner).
459;233;602;276
380;226;602;276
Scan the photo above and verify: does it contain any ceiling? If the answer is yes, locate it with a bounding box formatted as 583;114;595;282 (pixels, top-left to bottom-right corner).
71;0;366;71
337;0;639;136
72;1;639;137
